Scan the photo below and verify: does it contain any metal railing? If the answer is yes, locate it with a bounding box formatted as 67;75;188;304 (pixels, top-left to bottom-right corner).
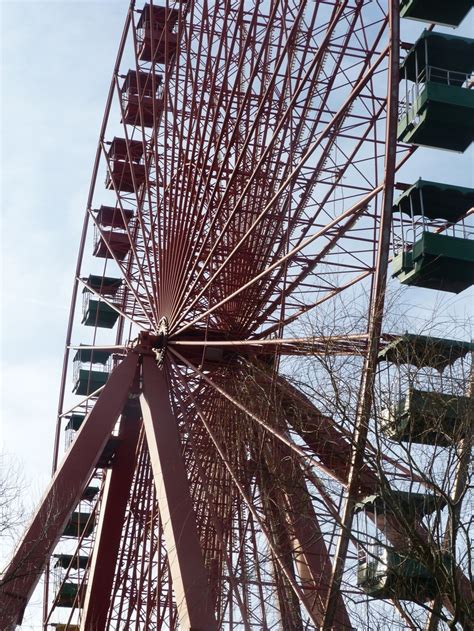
399;65;473;121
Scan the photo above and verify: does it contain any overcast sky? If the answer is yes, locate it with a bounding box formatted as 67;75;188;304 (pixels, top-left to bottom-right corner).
0;1;472;628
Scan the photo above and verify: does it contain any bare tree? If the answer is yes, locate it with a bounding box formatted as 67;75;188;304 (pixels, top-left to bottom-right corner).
0;453;26;543
278;291;473;629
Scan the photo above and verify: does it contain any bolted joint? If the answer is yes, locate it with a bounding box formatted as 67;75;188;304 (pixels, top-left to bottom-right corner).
154;317;169;366
133;317;169;366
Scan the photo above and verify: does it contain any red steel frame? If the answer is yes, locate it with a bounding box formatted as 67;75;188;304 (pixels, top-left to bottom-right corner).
1;1;471;630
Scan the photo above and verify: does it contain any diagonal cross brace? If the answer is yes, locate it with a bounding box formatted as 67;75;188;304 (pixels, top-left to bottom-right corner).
0;352;139;630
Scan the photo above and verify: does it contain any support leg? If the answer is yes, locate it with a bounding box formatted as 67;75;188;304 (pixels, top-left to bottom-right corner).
284;469;352;629
0;353;139;630
80;400;142;630
140;356;218;631
261;434;351;629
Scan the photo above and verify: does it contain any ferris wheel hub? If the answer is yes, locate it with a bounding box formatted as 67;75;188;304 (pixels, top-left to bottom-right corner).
131;320;169;366
154;317;169;366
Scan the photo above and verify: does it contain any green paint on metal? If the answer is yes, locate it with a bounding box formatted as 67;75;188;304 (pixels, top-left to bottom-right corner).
393;179;474;222
392;232;474;293
84;274;122;295
400;0;473;27
65;414;85;432
73;348;112;364
82;486;99;502
82;299;120;329
62;511;94;538
73;369;109;396
358;549;448;600
381;388;473;445
57;582;82;608
398;82;474;152
53;554;89;570
378;334;474;369
354;490;443;517
401;31;474;81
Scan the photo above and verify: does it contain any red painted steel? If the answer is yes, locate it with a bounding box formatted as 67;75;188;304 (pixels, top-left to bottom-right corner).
80;402;141;629
140;355;218;630
267;440;352;629
0;353;139;629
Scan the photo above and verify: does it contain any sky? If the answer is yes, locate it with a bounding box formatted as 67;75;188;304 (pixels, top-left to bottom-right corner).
0;1;128;489
0;1;472;629
0;2;130;627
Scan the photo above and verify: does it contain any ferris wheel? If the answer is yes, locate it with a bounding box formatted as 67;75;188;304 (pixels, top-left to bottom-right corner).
1;1;473;629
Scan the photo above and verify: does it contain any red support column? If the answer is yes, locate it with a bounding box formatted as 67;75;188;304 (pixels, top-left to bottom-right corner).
284;473;352;629
0;353;139;631
80;401;142;630
261;428;351;629
140;356;218;631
